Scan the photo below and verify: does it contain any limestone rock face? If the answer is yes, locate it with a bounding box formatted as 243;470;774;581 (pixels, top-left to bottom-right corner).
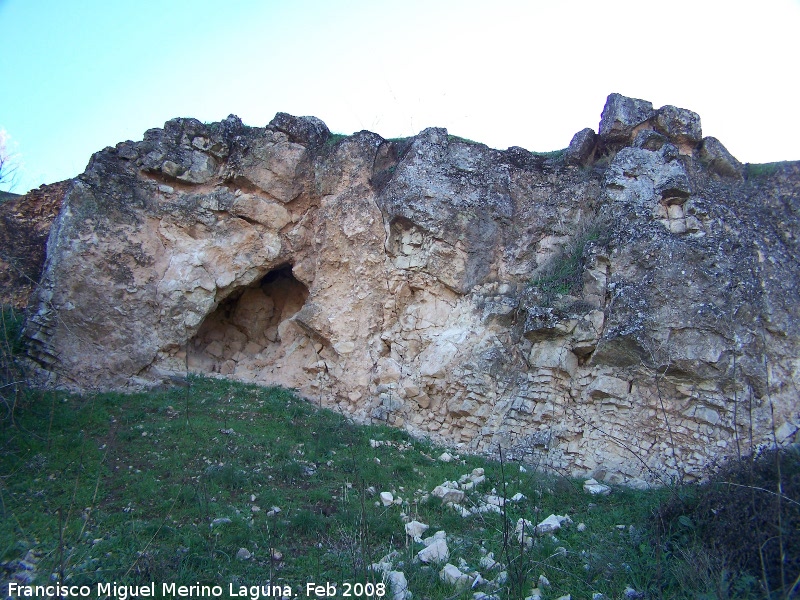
20;94;800;485
0;181;70;308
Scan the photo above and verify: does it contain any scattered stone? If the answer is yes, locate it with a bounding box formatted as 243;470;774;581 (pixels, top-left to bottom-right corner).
405;520;429;540
583;479;611;495
577;522;587;532
266;506;281;517
421;530;447;546
536;514;571;535
210;517;231;527
12;570;34;585
459;467;486;489
432;484;465;504
380;492;394;507
385;570;411;600
525;589;543;600
17;556;36;572
479;552;499;570
235;548;251;561
624;587;645;599
538;575;551;588
470;503;498;515
270;548;283;561
371;556;394;575
438;452;453;462
516;518;534;547
417;533;449;564
440;563;473;588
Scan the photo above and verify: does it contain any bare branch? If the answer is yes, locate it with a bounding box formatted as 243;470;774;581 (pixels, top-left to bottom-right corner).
0;129;21;192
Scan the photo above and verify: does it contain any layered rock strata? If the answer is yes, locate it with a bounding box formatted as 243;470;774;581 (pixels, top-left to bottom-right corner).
21;94;800;485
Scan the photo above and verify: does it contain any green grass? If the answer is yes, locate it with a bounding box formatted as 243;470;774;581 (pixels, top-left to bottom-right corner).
447;134;482;146
0;375;782;599
744;161;788;179
325;133;349;147
530;221;606;306
531;148;567;160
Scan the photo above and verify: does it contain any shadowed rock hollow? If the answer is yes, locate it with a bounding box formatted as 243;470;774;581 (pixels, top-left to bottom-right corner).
17;94;800;485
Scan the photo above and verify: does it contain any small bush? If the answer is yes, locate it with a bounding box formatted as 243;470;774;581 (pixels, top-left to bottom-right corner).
204;464;250;489
745;162;786;179
655;446;800;597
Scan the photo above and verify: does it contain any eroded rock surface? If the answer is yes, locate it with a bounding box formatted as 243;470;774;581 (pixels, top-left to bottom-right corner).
20;94;800;485
0;181;70;308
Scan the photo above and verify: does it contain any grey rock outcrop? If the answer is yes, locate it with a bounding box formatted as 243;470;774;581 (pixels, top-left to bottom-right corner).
654;105;702;148
565;128;597;166
699;136;744;179
18;94;800;485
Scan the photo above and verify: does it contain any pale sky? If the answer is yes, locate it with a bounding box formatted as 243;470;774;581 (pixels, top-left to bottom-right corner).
1;0;799;194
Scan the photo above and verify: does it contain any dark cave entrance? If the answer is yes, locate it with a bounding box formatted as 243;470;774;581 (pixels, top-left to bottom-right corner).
187;265;310;379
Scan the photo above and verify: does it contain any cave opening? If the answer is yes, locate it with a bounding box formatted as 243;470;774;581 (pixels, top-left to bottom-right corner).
187;264;310;380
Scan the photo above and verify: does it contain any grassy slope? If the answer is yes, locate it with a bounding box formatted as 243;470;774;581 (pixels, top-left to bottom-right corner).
0;378;769;599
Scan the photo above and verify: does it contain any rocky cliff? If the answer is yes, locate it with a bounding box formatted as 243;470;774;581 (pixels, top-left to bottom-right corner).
0;181;69;308
19;94;800;485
